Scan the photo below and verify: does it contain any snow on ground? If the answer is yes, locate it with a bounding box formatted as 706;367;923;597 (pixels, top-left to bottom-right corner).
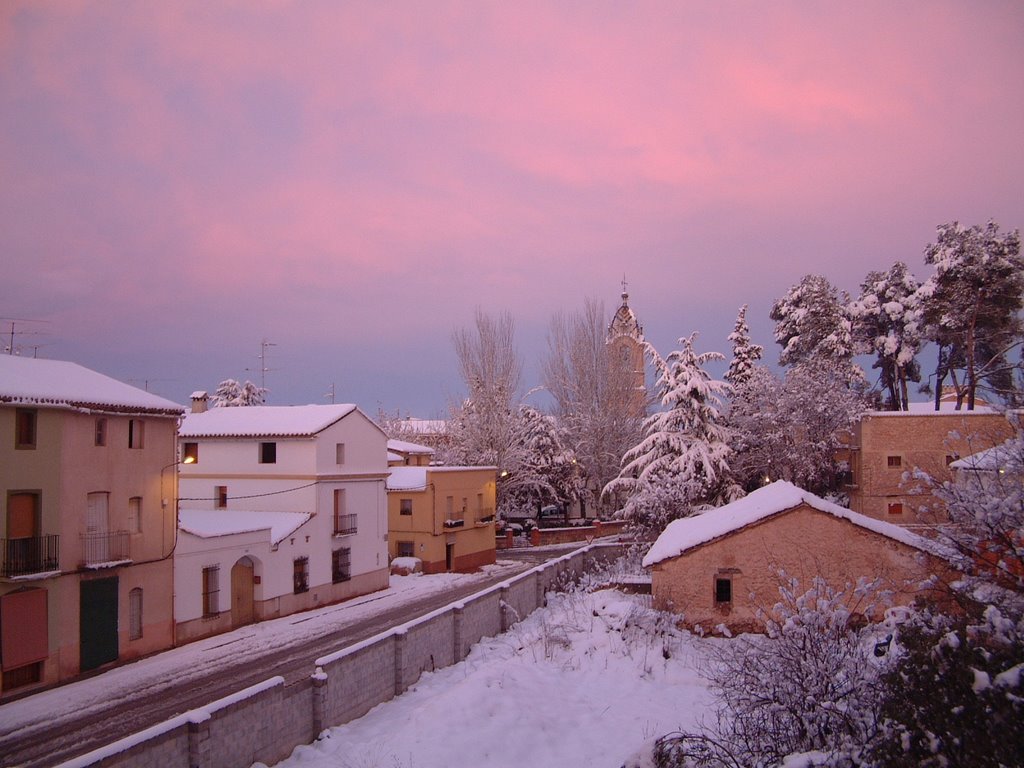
0;561;524;742
267;590;715;768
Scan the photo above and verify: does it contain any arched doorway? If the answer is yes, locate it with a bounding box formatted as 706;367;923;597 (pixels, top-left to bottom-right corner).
230;557;255;627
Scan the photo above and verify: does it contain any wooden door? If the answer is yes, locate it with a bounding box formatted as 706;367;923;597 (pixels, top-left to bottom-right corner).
231;558;254;627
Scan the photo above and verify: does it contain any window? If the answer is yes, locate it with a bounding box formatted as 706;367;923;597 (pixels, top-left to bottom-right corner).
129;587;143;640
446;496;454;519
714;577;732;605
887;501;904;515
15;409;36;449
334;490;357;534
293;557;309;594
202;566;220;616
332;548;351;583
887;455;902;468
94;418;107;447
336;443;345;464
182;442;198;464
397;541;415;558
215;486;228;509
128;419;144;449
259;442;277;464
128;496;142;534
400;498;413;516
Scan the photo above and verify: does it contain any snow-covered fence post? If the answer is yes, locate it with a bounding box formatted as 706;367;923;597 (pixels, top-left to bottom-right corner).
311;666;327;736
187;712;211;768
452;604;465;662
499;585;511;632
393;630;408;696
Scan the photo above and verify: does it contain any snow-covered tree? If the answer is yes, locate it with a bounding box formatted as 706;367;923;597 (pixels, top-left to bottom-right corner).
210;378;266;407
919;219;1023;410
724;304;763;387
604;334;740;534
542;299;644;517
770;274;861;385
849;262;923;411
728;362;865;496
499;405;584;516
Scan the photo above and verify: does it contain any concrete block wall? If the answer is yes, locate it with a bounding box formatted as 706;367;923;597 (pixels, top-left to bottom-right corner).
57;543;624;768
321;638;397;725
397;611;456;691
457;591;502;658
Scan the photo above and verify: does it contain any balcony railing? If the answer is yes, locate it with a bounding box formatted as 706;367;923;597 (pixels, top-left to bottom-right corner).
80;531;130;566
1;535;59;577
333;513;358;536
475;508;495;525
443;517;465;529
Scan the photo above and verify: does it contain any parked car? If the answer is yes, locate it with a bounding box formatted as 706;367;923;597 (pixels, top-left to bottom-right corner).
538;505;568;528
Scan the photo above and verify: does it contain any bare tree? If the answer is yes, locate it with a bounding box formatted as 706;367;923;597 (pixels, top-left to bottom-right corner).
445;309;523;480
542;298;644;517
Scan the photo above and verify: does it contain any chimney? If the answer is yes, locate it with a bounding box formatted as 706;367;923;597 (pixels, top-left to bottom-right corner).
190;391;208;414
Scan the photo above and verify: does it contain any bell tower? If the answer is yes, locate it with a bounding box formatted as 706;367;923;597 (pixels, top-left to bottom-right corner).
606;279;647;415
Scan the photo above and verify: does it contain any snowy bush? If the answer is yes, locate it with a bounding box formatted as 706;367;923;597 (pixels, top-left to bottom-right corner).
650;575;891;768
867;605;1024;767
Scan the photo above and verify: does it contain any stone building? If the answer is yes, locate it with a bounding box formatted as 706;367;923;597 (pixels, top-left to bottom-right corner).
645;481;951;633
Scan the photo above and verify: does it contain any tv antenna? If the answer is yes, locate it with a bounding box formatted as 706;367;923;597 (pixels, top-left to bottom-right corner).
245;338;277;392
324;382;336;404
1;317;50;355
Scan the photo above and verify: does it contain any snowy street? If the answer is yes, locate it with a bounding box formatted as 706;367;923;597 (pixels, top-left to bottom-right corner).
0;558;541;768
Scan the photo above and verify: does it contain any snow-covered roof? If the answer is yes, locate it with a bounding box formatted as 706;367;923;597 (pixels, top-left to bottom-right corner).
0;355;184;415
864;401;997;416
642;480;941;568
179;404;358;438
387;467;428;491
387;438;435;455
178;509;310;544
386;465;497;491
951;438;1023;473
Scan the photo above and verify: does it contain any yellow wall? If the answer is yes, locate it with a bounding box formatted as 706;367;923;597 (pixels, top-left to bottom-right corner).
387;467;497;572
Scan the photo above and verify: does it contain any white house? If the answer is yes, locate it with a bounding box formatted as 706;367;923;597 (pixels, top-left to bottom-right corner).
173;398;389;643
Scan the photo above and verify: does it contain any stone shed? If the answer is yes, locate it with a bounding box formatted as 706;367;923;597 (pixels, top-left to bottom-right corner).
644;481;951;633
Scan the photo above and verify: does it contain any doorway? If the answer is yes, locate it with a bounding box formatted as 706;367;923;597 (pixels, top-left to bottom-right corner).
445;543;455;572
80;577;118;671
231;557;255;627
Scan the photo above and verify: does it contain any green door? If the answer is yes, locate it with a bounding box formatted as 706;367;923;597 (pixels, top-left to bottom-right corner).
80;577;118;671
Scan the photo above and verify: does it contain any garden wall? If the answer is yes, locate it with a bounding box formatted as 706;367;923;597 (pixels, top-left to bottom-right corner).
56;543;623;768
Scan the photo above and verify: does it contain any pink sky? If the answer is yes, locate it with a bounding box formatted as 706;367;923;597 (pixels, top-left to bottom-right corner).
2;1;1022;414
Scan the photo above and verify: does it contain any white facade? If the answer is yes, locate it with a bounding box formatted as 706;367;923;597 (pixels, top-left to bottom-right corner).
173;404;389;643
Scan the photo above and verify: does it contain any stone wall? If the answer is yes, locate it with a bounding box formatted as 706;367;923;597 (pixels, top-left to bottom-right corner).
57;543;623;768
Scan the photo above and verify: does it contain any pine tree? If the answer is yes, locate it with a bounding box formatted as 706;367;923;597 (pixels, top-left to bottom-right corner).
210;378;266;407
771;274;858;379
849;262;923;411
725;304;763;386
604;334;740;533
919;219;1023;409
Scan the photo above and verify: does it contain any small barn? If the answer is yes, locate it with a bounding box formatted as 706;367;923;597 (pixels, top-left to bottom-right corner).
643;481;951;633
